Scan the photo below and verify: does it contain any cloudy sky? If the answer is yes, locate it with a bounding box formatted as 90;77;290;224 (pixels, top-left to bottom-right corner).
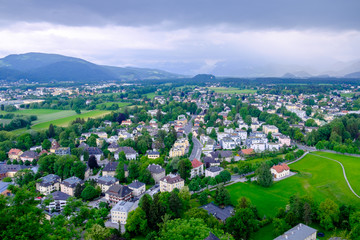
0;0;359;76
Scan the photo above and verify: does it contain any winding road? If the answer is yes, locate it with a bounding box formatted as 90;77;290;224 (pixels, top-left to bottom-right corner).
309;153;360;199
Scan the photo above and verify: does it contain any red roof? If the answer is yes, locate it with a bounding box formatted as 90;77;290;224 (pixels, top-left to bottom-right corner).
8;148;22;155
271;163;290;173
191;159;203;168
241;148;254;155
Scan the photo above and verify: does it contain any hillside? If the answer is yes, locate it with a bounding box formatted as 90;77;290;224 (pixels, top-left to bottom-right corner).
0;52;183;82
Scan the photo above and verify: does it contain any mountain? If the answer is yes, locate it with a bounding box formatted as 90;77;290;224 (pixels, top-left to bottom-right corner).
344;71;360;78
0;52;183;82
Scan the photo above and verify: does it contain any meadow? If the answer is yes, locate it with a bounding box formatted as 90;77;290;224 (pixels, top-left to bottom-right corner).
226;152;360;218
208;87;257;94
31;110;110;130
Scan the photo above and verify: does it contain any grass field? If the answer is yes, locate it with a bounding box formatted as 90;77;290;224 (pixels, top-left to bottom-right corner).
95;102;131;109
226;152;360;218
208;87;257;94
144;92;157;99
340;92;357;98
31;110;110;130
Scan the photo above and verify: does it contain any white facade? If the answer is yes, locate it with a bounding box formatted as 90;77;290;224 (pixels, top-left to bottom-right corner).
111;201;136;224
205;166;223;178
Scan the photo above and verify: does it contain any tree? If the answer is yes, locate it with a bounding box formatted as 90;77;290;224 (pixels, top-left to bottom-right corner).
74;183;84;198
118;151;126;162
128;161;140;181
219;170;231;183
256;163;273;187
226;207;258;240
168;191;182;218
71;161;86;179
158;218;231;240
115;162;126;182
199;191;208;205
84;224;111;240
178;159;192;181
209;128;217;140
88;155;99;169
273;218;290;237
48;124;55;138
42;139;51;150
214;185;231;206
81;185;99;201
318;199;340;230
0;151;6;161
139;194;152;218
125;208;148;237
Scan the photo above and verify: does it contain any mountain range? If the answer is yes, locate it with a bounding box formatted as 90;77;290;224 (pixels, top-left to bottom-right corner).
0;52;359;82
0;52;183;82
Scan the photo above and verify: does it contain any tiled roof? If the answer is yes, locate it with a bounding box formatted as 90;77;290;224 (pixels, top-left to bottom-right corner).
191;159;203;168
147;164;165;174
241;148;254;155
272;163;290;173
8;148;22;155
160;174;184;184
106;184;132;197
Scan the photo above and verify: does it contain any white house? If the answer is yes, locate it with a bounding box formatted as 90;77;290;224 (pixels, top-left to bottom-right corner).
111;201;136;224
271;163;290;179
278;135;291;147
190;159;204;179
267;142;281;151
128;180;146;197
205;166;223;178
221;137;236;150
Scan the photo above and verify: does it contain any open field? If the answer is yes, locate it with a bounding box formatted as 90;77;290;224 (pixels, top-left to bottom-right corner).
340;92;358;98
226;152;360;218
96;101;131;109
208;87;257;94
31;110;110;130
144;92;157;99
0;109;78;124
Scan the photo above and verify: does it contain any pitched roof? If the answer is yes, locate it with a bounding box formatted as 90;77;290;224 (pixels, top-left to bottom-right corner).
87;147;103;155
62;176;83;188
200;203;234;221
116;147;137;155
204;232;220;240
274;223;317;240
191;159;203;168
49;191;70;201
147;164;165;174
103;161;119;172
160;174;184;184
128;180;145;189
271;163;290;173
20;151;38;159
8;148;22;155
106;184;132;197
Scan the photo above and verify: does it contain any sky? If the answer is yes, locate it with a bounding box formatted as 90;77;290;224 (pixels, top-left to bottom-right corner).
0;0;359;77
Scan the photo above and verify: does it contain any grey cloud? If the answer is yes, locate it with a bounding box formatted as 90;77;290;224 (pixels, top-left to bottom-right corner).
0;0;359;30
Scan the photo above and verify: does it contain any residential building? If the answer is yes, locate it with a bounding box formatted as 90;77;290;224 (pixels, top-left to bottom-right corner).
45;191;70;212
128;180;146;197
205;166;224;178
271;163;290;179
103;162;129;178
160;174;184;192
0;182;11;196
36;174;61;195
111;201;136;224
203;156;220;168
221;137;236;150
267;142;281;151
274;223;317;240
95;175;119;193
55;147;71;156
200;203;234;222
115;147;138;160
190;159;204;179
50;140;60;153
105;184;132;203
146;150;160;159
108;142;120;153
60;176;84;196
239;148;254;156
262;125;279;135
19;151;39;162
8;148;23;160
278;135;291;147
147;164;165;183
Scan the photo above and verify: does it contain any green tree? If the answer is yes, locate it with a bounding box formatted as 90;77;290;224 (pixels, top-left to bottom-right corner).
219;170;231;183
42;139;51;150
125;208;148;237
256;163;273;187
115;162;126;182
273;218;290;237
168;190;182;218
48;124;55;138
214;185;231;206
178;158;192;181
199;191;208;205
128;161;140;181
318;199;340;230
226;207;259;240
0;150;6;161
84;224;111;240
118;151;126;162
81;185;99;201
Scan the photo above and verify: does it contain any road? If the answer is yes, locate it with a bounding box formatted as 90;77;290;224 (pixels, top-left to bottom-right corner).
184;115;195;135
293;142;316;152
189;136;202;161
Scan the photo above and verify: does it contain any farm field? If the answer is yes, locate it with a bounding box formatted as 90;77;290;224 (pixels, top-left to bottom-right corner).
144;92;157;99
31;110;110;130
226;152;360;218
208;87;257;94
96;101;131;109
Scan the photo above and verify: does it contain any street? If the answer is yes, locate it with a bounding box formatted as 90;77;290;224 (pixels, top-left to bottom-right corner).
189;136;202;161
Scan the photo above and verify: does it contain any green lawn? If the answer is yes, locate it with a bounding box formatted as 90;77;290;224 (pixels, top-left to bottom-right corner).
31;110;110;129
226;152;360;218
95;102;131;109
144;92;157;99
208;87;257;94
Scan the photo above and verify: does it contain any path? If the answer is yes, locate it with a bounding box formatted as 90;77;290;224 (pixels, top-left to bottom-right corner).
309;153;360;199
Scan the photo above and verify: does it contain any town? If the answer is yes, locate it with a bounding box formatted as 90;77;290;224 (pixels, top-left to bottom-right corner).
1;79;360;240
